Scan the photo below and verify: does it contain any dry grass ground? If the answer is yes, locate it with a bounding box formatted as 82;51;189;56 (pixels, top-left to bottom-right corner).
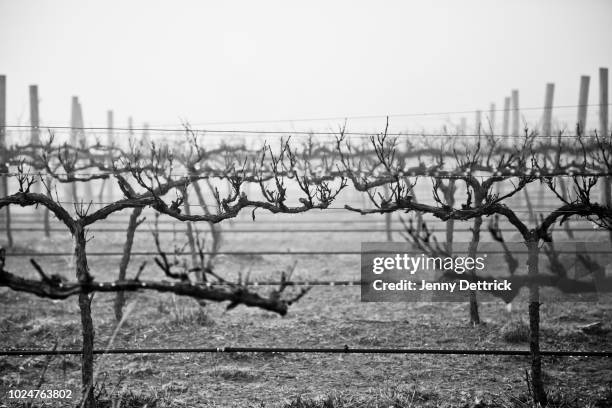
0;207;611;407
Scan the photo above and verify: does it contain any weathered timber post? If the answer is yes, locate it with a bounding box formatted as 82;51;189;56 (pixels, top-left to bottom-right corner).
142;122;150;147
542;83;554;138
540;83;554;207
0;75;12;247
128;116;134;147
28;85;40;143
599;68;611;246
30;85;51;237
68;96;79;203
502;96;510;137
511;89;520;137
557;76;592;236
577;75;590;133
488;103;496;134
76;101;93;201
100;110;114;202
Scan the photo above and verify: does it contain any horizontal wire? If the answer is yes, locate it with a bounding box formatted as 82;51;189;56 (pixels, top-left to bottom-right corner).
5;212;595;220
4;227;606;234
0;205;591;212
2;124;605;138
3;172;611;178
5;217;594;222
8;220;597;228
167;103;611;125
5;102;611;129
1;347;609;357
4;250;610;257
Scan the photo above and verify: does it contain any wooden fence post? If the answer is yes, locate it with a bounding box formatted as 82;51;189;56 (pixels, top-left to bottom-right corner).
577;75;590;133
540;83;555;207
475;110;482;135
70;96;79;145
107;110;113;148
502;96;510;137
559;75;592;227
29;85;40;146
599;68;610;247
490;102;500;194
76;100;93;201
488;103;496;134
128;116;134;148
542;83;554;137
0;75;12;247
30;85;51;237
142;122;150;146
77;101;85;147
68;97;79;203
511;89;520;137
600;68;609;138
29;85;40;196
105;110;113;202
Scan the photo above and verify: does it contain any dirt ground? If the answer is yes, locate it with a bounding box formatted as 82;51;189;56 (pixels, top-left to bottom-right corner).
1;206;611;407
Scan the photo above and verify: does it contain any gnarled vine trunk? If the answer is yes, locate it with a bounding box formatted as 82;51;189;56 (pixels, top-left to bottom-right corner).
526;237;547;406
114;207;143;321
75;224;95;408
467;216;482;325
444;180;456;254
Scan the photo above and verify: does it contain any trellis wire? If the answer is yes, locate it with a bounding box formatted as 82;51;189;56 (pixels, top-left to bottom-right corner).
4;172;612;179
3;126;609;138
4;227;607;233
5;250;611;257
3;102;609;130
0;205;598;213
0;346;609;357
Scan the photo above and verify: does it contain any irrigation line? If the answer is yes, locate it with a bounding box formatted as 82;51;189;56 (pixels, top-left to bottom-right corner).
1;347;610;357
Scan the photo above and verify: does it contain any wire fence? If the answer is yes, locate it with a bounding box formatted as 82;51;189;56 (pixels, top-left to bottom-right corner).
2;101;610;135
0;206;599;214
4;172;612;179
1;346;610;357
4;250;611;257
3;227;607;234
2;126;609;139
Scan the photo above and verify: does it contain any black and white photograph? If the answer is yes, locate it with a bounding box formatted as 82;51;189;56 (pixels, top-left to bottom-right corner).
0;1;611;407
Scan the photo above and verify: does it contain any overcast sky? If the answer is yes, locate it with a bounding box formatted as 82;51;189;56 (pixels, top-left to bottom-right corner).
1;0;611;134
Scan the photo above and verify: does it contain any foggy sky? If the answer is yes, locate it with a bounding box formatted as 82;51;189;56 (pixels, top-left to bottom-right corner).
1;0;611;133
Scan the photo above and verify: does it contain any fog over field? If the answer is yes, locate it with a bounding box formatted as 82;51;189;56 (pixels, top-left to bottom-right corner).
0;1;611;408
0;0;611;131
